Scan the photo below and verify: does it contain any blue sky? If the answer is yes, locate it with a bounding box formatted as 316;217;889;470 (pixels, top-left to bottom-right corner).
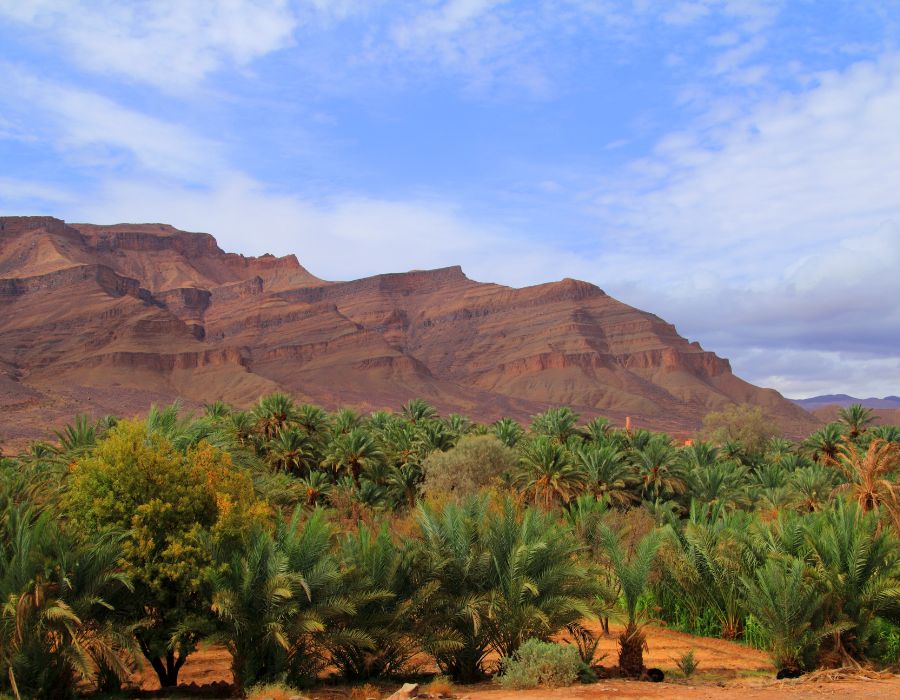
1;1;899;399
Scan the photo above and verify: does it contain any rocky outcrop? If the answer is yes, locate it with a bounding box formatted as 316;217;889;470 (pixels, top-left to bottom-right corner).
0;215;817;444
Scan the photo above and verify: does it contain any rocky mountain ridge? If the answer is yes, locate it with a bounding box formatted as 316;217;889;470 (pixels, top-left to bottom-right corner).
0;216;817;445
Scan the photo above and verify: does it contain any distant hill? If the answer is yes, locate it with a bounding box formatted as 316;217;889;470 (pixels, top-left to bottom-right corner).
791;394;900;410
0;215;817;445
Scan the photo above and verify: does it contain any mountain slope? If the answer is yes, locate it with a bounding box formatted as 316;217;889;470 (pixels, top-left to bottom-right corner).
790;394;900;410
0;216;816;444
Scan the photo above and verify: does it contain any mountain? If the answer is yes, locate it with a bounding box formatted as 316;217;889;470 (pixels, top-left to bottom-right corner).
0;216;816;446
790;395;900;410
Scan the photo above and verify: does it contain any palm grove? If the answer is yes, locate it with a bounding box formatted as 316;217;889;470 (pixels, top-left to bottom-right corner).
1;396;899;697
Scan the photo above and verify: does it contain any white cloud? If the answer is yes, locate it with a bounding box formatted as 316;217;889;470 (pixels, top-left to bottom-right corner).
0;178;75;207
68;174;516;282
581;52;900;396
0;0;300;90
0;64;221;181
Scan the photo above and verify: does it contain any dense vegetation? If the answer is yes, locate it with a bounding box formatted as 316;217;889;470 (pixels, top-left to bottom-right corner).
1;397;898;697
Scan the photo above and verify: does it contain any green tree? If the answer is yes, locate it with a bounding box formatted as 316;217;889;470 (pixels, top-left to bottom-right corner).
1;507;134;698
839;404;876;439
65;420;269;688
701;404;781;458
597;524;662;677
422;435;517;499
516;437;587;508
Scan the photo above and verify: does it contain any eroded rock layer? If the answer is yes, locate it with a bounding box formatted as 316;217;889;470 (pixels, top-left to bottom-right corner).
0;216;816;444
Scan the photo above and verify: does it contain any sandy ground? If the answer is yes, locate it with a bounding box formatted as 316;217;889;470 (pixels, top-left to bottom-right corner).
135;624;899;699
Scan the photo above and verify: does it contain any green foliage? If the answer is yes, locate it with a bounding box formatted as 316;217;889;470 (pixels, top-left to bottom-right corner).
701;404;781;458
742;557;829;672
0;507;134;698
676;649;699;677
64;419;269;687
499;638;582;689
2;395;899;696
422;435;517;498
208;508;339;691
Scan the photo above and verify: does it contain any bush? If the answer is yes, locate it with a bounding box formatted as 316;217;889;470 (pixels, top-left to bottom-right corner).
499;639;582;689
245;683;306;700
422;435;516;498
676;649;699;677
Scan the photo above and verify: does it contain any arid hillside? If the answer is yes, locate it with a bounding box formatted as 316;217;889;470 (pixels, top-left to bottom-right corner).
0;216;816;444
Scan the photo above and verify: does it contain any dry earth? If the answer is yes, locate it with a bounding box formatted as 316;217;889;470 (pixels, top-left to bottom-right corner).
134;624;900;698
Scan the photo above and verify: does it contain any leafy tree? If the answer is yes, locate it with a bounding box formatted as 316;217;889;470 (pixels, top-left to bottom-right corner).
65;420;269;688
701;404;781;457
423;435;517;499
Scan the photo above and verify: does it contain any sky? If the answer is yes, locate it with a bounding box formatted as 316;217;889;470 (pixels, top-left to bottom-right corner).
1;0;899;400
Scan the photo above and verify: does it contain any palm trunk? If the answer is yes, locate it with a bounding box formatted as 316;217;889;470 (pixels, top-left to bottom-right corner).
618;621;645;677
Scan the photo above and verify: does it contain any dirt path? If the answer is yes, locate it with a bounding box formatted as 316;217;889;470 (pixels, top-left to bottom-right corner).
460;676;900;700
136;626;899;699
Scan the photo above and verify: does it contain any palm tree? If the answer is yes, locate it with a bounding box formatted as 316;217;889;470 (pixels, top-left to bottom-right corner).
789;464;838;512
679;441;720;471
326;525;432;680
387;463;422;509
597;524;663;677
208;508;344;690
416;420;456;453
482;503;596;660
574;445;634;506
742;557;830;674
832;439;899;526
267;428;313;475
296;404;331;441
492;418;524;448
1;508;134;698
804;423;845;464
324;427;384;486
253;393;297;439
838;404;876;439
401;399;438;424
444;413;472;438
228;411;256;447
298;471;333;507
53;415;98;459
332;407;362;435
516;437;587;508
204;400;232;421
805;500;900;663
208;527;303;692
663;505;753;639
583;416;612;444
685;460;750;511
634;436;685;501
529;407;580;444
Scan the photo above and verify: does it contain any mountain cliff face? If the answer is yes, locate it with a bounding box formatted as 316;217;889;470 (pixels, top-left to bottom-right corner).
0;216;816;444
